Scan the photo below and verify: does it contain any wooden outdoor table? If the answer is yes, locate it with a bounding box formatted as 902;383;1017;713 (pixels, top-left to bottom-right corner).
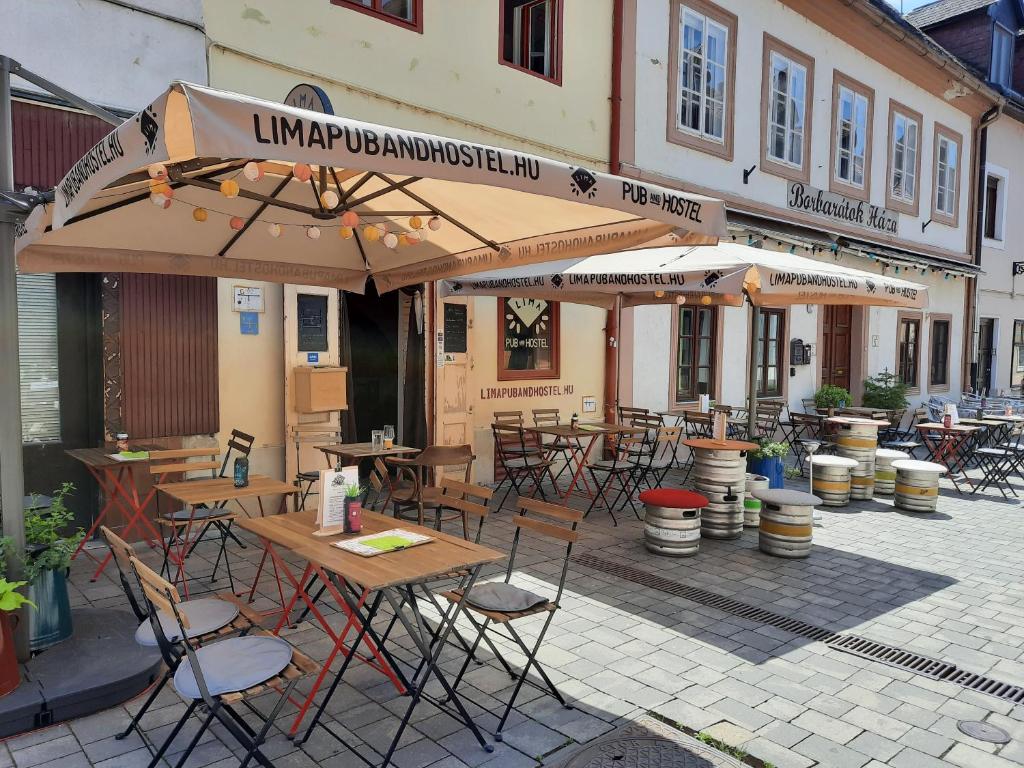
154;474;298;598
915;423;981;493
681;438;759;451
66;446;163;580
316;442;419;467
958;418;1006;447
237;509;505;764
826;416;890;426
524;422;643;501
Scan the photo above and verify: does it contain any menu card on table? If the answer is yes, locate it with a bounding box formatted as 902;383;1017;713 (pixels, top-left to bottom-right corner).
332;529;432;557
314;465;359;536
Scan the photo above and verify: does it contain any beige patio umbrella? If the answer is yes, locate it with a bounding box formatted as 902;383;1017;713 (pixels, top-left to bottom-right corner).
437;242;929;434
15;82;727;288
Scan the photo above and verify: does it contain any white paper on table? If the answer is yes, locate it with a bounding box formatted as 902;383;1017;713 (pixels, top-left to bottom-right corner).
316;466;359;531
699;394;710;413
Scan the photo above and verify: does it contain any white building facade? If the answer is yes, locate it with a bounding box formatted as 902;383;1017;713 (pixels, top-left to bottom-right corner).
616;0;996;417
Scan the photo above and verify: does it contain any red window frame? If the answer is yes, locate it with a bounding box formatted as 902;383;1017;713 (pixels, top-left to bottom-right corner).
497;298;561;381
330;0;423;33
498;0;563;85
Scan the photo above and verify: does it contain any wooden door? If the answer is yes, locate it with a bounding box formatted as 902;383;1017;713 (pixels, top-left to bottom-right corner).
436;298;474;482
821;305;853;391
978;318;996;395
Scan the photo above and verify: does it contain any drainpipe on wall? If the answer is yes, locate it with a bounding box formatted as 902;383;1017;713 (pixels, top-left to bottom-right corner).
604;0;624;425
968;104;1002;392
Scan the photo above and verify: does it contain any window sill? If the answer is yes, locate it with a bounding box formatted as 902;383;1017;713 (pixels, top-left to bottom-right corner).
329;0;423;32
667;126;733;161
498;59;562;86
982;237;1006;251
830;176;869;203
761;158;810;185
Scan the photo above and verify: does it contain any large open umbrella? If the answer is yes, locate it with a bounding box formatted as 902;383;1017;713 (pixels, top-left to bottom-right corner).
15;82;727;288
438;242;929;435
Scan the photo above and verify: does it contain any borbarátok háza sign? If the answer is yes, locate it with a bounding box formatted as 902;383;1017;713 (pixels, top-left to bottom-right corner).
788;182;898;235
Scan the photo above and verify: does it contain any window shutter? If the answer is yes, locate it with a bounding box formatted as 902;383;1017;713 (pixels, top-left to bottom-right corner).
17;273;61;443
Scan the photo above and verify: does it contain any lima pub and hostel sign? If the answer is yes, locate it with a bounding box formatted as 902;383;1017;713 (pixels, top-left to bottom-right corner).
788;182;898;236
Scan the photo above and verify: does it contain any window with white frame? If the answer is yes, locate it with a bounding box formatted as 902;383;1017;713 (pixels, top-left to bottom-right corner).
677;4;728;142
934;131;959;220
767;51;807;168
834;84;869;188
891;111;919;203
992;24;1014;88
983;166;1008;243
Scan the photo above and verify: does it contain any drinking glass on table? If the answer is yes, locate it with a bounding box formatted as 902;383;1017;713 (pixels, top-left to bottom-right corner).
383;425;395;449
372;430;385;452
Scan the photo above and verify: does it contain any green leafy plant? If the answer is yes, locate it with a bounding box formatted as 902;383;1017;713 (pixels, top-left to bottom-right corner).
862;369;909;410
784;466;802;480
814;384;851;410
23;483;84;581
0;580;34;612
344;483;364;500
751;439;789;459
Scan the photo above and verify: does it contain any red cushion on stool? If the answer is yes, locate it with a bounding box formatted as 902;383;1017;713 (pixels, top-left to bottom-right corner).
639;488;708;509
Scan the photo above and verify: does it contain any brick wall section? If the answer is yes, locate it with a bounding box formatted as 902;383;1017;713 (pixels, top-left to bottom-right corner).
927;14;995;77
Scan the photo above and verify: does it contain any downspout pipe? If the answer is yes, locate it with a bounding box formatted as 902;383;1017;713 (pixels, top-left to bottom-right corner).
969;103;1001;392
604;0;624;426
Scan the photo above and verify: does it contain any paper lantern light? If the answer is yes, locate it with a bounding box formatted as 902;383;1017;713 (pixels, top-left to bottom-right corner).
341;211;360;228
675;295;687;305
229;216;245;231
149;180;172;197
700;295;712;306
320;190;340;209
292;163;312;182
405;231;421;245
654;290;666;299
363;225;380;242
220;179;240;198
383;232;399;249
428;215;442;231
306;226;321;240
339;226;353;240
243;162;264;182
192;207;208;222
267;223;282;238
150;193;171;209
147;163;167;180
409;215;423;230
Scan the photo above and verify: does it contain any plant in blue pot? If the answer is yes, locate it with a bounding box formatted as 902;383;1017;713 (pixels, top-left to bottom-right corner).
747;439;789;489
23;483;83;651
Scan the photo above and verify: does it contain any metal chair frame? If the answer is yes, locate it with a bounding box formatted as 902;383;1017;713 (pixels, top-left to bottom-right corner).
492;424;553;509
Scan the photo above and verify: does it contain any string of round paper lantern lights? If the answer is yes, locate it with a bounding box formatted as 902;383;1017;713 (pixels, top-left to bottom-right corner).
145;161;444;249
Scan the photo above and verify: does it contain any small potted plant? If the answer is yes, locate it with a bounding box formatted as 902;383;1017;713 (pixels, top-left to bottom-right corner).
343;483;364;534
814;384;852;413
862;369;909;411
747;439;789;489
23;483;84;651
0;579;32;696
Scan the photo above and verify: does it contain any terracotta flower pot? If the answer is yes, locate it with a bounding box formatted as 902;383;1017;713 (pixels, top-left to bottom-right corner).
0;613;21;697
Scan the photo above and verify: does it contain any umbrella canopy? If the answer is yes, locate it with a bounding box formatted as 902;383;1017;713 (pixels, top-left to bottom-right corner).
439;242;929;309
15;82;727;290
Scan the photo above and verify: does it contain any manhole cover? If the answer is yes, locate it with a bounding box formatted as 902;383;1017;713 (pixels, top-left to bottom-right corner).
958;720;1011;744
556;717;744;768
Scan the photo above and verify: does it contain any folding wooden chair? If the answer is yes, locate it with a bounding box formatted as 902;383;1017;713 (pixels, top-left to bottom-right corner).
129;556;316;768
492;424;553;508
585;433;642;525
387;444;475;526
532;408;578;490
443;496;582;742
290;424;342;510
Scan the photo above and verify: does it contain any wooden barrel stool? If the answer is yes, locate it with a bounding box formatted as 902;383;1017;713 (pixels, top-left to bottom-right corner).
744;474;769;528
753;489;821;558
639;489;707;557
892;460;946;512
874;448;909;496
806;455;859;506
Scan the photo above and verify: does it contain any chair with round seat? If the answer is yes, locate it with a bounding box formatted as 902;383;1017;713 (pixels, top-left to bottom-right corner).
892;459;947;512
874;448;909;495
638;488;708;557
805;454;859;506
752;489;821;558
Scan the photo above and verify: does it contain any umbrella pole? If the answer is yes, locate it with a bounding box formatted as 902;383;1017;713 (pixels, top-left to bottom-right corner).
747;302;760;440
0;57;29;660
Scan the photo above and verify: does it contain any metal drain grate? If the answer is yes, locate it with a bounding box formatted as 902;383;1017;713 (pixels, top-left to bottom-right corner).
574;552;1024;706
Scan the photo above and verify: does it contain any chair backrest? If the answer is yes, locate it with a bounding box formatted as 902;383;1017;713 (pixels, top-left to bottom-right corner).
532;408;561;427
128;555;189;671
507;497;582;603
493;411;524;426
290;424;343;472
618;405;649;423
100;526;147;621
148;448;221;478
413;443;474;485
492;423;529;462
219;429;255;477
439;479;493;542
802;398;817;413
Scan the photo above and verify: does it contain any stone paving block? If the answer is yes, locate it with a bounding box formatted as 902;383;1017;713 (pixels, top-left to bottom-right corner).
651;699;720;731
703;721;756;748
11;735;84;768
792;733;872;768
755;695;805;722
897;725;954;758
791;708;863;745
707;697;774;732
847;730;902;763
756;719;811;748
890;702;942;730
945;742;1021;768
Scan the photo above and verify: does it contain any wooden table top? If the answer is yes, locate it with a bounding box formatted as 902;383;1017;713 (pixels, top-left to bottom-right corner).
682;438;759;451
916;422;980;433
155;475;299;505
977;414;1024;423
316;443;420;460
826;416;890;426
957;418;1004;427
524;422;643;438
237;509;505;591
66;446;160;469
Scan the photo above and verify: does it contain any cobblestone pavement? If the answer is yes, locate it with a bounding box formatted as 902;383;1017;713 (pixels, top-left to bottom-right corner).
7;464;1024;768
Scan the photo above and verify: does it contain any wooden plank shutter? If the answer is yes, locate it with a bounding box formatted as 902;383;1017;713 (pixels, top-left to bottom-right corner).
120;274;219;438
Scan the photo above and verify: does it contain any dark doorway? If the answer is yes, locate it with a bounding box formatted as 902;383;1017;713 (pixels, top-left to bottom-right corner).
21;274;103;532
978;318;996;395
821;305;853;393
346;285;400;442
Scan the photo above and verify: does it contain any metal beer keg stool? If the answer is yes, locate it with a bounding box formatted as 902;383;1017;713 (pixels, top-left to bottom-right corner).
892;459;946;512
639;489;708;557
874;448;909;495
828;416;889;500
744;474;770;527
753;489;821;558
806;454;859;506
684;439;758;540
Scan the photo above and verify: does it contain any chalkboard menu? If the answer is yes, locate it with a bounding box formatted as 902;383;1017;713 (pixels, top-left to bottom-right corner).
443;303;468;353
297;293;329;352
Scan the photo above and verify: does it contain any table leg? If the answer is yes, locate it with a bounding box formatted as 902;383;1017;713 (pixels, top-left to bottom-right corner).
557;434;599;501
86;465;166;581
